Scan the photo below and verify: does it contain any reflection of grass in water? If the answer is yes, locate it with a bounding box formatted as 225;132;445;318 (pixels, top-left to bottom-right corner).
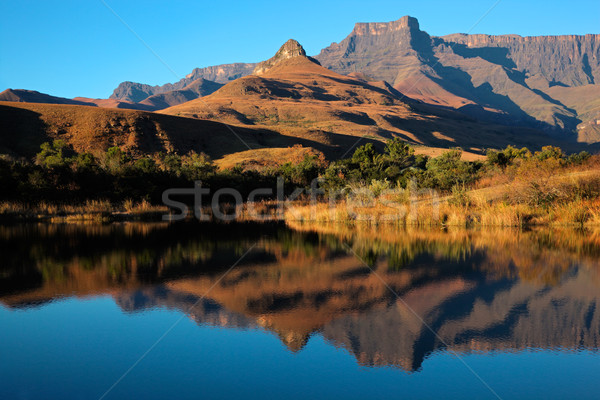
273;229;322;258
2;222;600;297
290;222;600;286
351;235;474;272
39;259;67;283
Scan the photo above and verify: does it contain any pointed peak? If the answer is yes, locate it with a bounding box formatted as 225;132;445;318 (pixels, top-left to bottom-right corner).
352;16;420;36
277;39;307;57
253;39;311;75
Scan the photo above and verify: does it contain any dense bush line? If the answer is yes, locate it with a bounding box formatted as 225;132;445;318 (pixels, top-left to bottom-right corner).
0;138;594;206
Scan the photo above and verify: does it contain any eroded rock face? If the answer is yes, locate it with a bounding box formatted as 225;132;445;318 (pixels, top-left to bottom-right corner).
109;81;163;103
316;16;433;84
182;63;257;84
318;16;599;89
315;16;600;136
352;15;420;36
253;39;309;75
441;33;600;86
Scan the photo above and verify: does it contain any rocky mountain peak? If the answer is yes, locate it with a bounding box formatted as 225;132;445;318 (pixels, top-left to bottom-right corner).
276;39;307;58
352;15;420;36
253;39;310;75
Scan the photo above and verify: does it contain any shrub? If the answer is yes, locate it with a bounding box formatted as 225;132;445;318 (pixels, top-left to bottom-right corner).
423;148;479;191
36;140;71;169
486;145;531;169
102;147;131;174
449;184;472;207
535;146;564;161
567;151;591;165
369;179;392;197
134;157;158;174
72;153;98;172
181;152;216;181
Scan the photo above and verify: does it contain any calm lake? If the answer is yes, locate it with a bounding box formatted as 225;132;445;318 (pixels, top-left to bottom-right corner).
1;222;599;399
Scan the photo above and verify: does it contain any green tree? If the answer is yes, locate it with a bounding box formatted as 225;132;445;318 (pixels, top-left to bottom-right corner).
72;153;97;172
160;153;183;175
181;152;216;181
36;140;70;169
424;148;478;191
345;143;385;182
279;154;326;187
535;146;564;161
383;138;417;183
486;145;531;169
134;157;158;174
351;143;380;169
103;147;131;174
567;151;591;165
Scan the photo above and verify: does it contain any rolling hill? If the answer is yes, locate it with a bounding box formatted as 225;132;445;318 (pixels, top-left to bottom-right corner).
0;101;304;159
0;89;97;106
0;88;157;111
0;100;388;162
162;39;578;158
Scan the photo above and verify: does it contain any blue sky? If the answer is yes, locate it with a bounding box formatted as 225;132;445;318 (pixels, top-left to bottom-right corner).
1;0;598;99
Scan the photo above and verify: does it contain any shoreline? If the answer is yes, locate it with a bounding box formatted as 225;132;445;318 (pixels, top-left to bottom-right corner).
2;197;600;228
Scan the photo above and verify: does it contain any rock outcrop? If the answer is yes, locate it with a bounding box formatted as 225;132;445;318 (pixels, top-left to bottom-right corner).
252;39;317;75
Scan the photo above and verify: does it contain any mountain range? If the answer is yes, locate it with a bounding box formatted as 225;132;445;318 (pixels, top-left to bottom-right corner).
1;16;599;162
110;16;600;138
317;16;600;140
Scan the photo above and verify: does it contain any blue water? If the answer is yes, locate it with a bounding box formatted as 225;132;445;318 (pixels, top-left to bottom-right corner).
2;297;598;400
1;223;599;399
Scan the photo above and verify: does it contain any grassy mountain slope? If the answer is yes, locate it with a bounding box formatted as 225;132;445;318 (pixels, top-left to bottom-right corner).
0;101;315;160
0;89;94;106
0;101;404;162
162;41;577;158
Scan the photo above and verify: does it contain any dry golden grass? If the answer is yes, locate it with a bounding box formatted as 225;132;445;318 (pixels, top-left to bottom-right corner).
284;162;600;228
413;146;485;161
0;101;275;160
215;145;322;171
0;199;167;221
121;199;160;214
284;200;529;227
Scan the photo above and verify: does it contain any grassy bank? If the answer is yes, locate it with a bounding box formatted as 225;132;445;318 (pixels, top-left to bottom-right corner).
284;167;600;228
284;197;600;228
0;199;168;222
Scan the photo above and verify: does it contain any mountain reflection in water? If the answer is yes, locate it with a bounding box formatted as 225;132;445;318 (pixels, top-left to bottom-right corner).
1;222;599;373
